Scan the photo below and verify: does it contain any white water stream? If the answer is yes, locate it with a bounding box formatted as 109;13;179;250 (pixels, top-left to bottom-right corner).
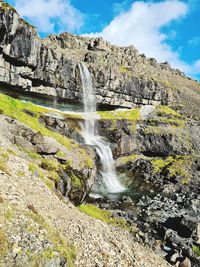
78;62;125;194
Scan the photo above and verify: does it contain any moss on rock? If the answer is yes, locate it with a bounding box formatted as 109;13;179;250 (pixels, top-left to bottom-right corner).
151;156;192;183
41;158;60;172
98;108;140;121
117;154;140;165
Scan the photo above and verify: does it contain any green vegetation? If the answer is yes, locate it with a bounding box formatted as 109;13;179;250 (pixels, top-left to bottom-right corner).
145;106;185;128
0;93;93;169
28;162;55;190
193;245;200;256
28;162;38;173
98;108;140;132
0;158;8;174
143;125;171;135
63;112;84;120
71;174;82;188
156;106;182;119
27;211;76;267
118;154;139;165
0;149;9;160
41;158;60;172
146;117;185;128
0;229;8;257
27;150;43;160
79;204;135;232
47;171;60;183
4;206;15;221
151;157;174;174
151;156;192;183
162;80;176;91
144;105;186;134
119;65;132;76
98;108;140;121
56;150;67;158
168;156;191;182
17;170;25;177
0;148;9;173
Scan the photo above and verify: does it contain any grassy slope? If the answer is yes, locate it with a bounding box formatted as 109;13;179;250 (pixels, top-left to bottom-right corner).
0;93;93;168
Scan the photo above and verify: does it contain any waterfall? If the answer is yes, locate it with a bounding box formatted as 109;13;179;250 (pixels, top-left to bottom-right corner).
78;62;125;194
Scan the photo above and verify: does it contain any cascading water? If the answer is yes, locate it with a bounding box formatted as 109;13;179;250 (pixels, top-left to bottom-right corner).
78;62;125;194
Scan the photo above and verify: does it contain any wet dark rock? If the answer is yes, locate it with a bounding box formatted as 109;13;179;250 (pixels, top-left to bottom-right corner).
96;191;200;266
23;109;36;117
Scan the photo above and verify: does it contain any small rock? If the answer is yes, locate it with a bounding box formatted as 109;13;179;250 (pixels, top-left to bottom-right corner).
179;257;191;267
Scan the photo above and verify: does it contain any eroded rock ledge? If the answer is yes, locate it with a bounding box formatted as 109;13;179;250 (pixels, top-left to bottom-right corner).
1;1;200;111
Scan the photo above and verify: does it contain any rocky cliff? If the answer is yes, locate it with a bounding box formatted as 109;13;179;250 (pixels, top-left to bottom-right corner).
0;1;200;267
0;1;200;117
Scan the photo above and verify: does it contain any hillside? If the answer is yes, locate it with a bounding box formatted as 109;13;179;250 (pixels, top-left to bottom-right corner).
0;1;200;267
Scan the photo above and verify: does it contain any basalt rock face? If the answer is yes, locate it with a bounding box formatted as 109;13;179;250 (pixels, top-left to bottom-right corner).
1;1;200;114
96;106;200;199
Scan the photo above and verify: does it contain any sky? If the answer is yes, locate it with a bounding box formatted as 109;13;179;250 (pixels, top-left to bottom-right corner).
6;0;200;80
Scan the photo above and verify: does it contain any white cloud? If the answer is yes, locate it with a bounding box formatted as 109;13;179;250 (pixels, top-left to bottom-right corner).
85;0;200;77
14;0;84;33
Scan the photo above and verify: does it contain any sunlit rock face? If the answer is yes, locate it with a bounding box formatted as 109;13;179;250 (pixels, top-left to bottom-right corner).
0;1;191;110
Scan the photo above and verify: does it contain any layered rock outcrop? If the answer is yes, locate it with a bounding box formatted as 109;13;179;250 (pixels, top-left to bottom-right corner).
1;1;200;114
0;1;200;266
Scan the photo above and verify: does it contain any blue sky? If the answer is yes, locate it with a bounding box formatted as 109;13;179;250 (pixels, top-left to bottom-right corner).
6;0;200;80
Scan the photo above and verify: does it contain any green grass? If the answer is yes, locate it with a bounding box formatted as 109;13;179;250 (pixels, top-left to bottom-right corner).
79;204;135;232
0;229;8;257
98;108;140;121
162;80;176;91
119;65;132;76
98;108;140;132
27;150;43;160
56;151;67;158
0;149;9;160
47;171;60;183
168;156;191;181
156;106;182;119
28;162;55;190
144;106;185;128
4;207;15;221
41;158;60;172
17;170;25;177
63;112;84;120
71;174;82;188
28;162;38;173
0;93;93;169
151;156;192;184
151;156;174;174
146;117;185;127
0;158;8;174
193;245;200;256
117;154;139;165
